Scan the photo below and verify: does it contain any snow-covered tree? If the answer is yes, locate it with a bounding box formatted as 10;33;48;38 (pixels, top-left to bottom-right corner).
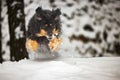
0;0;3;63
6;0;28;61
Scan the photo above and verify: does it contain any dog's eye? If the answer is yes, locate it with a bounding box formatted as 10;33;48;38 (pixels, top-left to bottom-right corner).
37;17;42;21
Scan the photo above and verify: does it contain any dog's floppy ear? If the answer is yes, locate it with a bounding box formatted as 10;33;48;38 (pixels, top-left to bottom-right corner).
55;8;61;15
36;7;42;13
52;8;61;16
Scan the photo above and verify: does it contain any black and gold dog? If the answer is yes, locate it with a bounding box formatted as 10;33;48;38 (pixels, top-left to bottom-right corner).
26;7;62;55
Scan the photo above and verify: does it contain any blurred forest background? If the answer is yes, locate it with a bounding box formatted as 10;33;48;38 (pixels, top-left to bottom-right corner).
0;0;120;62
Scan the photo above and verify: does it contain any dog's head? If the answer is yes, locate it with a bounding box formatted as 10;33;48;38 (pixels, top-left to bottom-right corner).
34;7;62;39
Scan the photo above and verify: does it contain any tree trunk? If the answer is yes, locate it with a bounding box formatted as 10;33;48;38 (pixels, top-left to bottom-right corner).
6;0;28;61
0;0;3;63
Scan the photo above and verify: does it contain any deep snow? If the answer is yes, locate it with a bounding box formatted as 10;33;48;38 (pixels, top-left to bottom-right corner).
0;57;120;80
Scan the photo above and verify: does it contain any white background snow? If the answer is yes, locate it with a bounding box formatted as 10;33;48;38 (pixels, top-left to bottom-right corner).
1;0;120;59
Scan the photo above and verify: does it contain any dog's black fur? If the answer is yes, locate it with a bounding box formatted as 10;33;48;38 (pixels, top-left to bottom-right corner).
26;7;62;52
27;7;61;40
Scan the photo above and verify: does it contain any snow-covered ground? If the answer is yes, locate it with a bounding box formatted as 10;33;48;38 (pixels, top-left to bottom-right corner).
0;57;120;80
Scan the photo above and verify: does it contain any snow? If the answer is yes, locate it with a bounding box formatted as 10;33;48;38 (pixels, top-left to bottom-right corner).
1;0;10;60
0;57;120;80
